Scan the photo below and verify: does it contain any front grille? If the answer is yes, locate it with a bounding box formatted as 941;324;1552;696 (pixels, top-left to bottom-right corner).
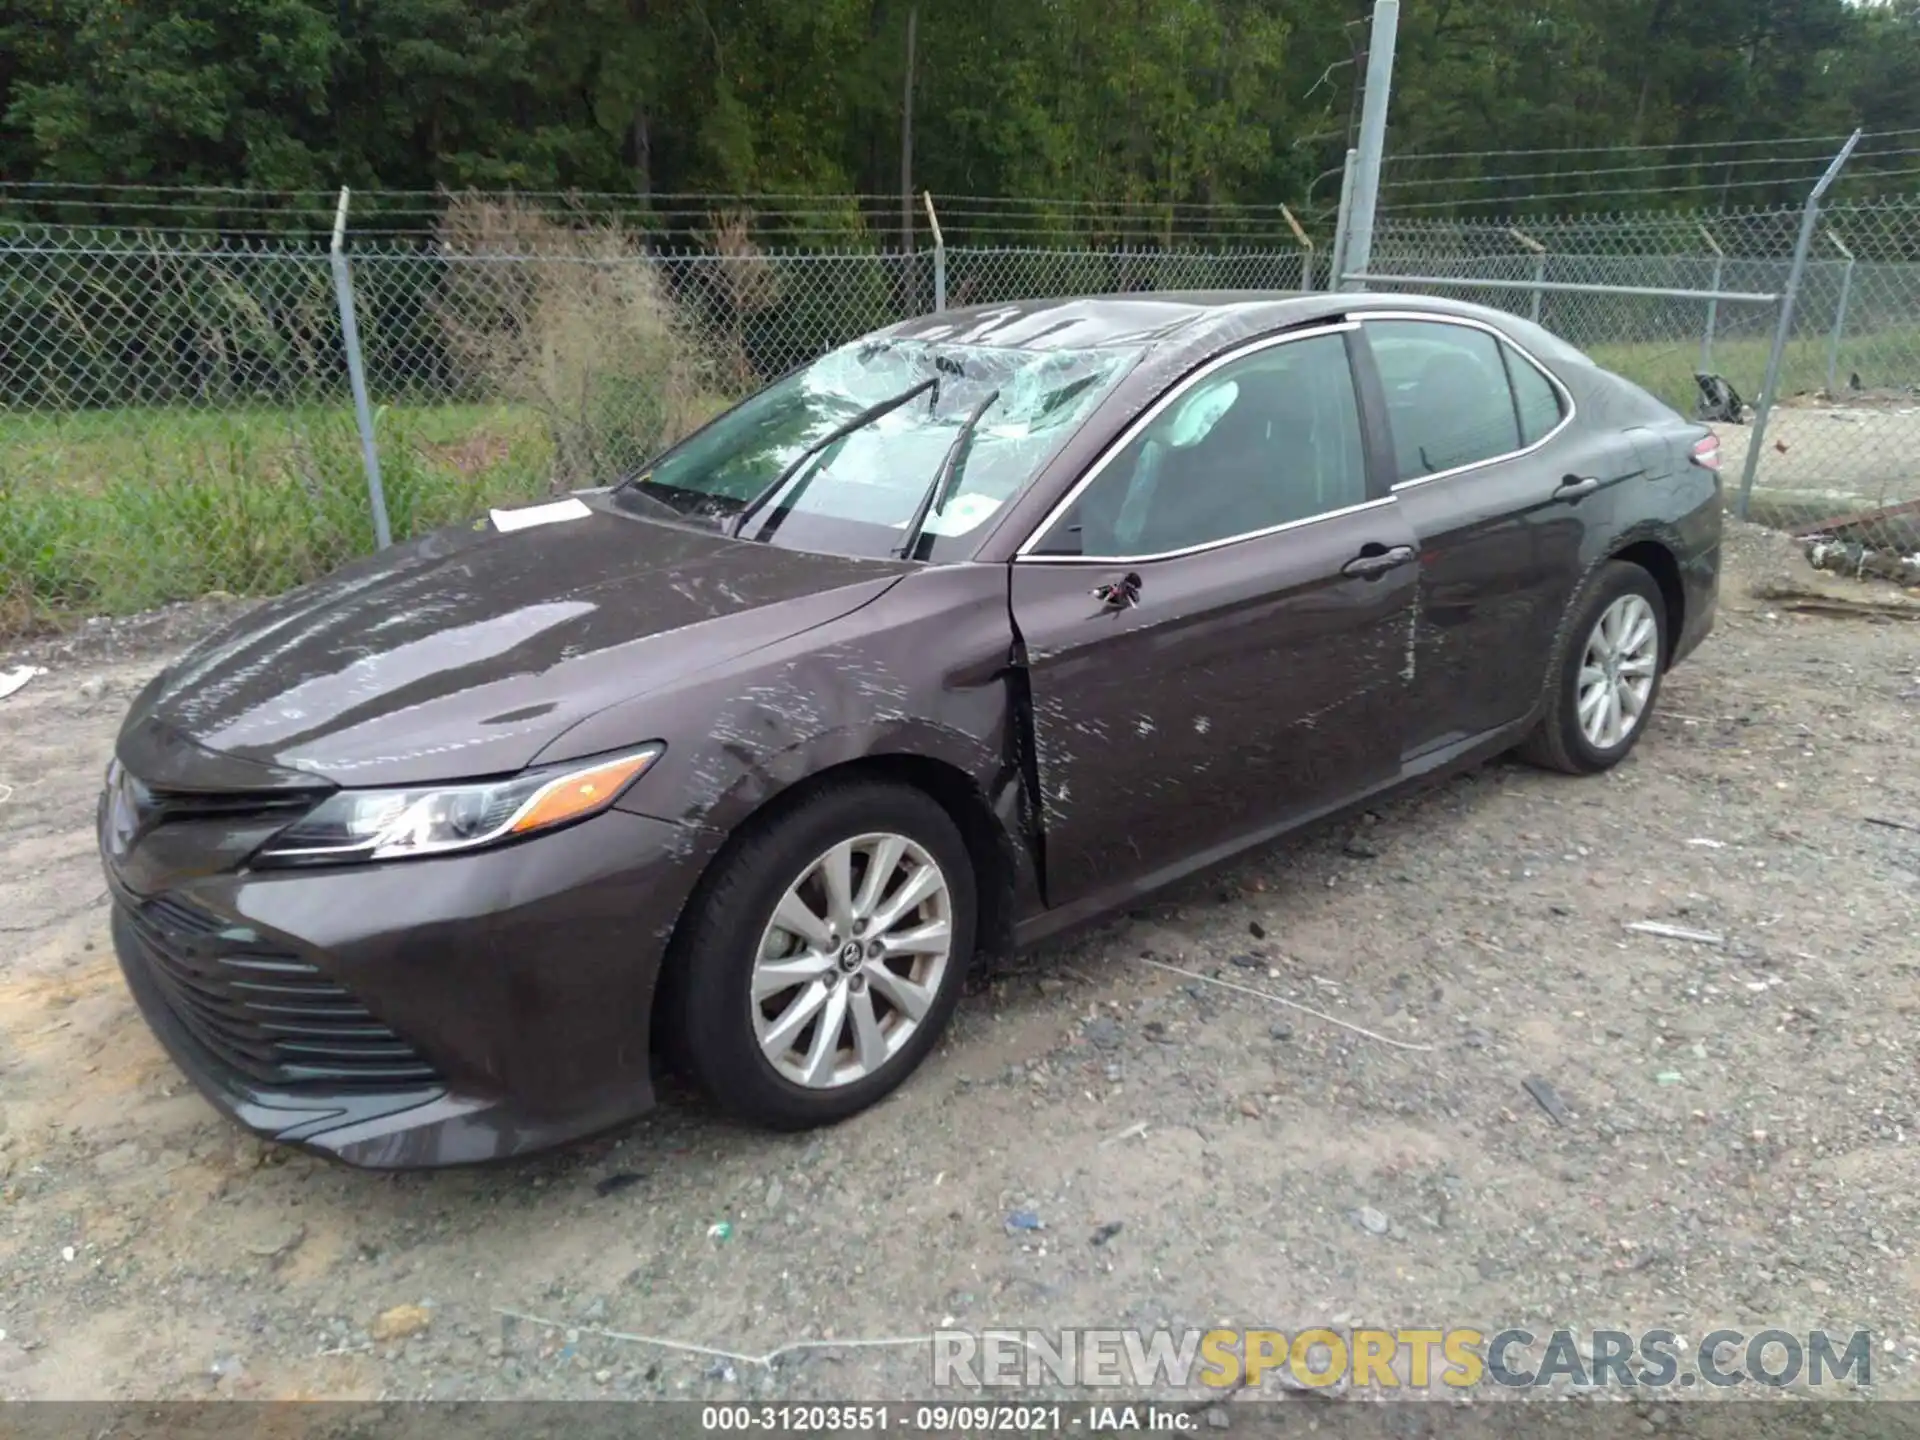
112;762;319;836
119;894;440;1090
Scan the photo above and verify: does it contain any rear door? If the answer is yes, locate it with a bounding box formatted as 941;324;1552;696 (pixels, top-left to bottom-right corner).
1008;324;1419;907
1358;313;1636;755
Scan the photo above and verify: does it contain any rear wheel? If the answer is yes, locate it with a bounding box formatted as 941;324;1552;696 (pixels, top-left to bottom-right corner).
1518;561;1668;775
670;780;975;1129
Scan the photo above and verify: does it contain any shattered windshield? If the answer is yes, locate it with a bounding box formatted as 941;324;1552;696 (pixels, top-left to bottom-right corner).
615;337;1141;560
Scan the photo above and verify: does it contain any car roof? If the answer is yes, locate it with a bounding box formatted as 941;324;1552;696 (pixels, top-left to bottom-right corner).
878;289;1579;369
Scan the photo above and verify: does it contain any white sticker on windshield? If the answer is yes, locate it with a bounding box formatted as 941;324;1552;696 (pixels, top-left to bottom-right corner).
911;491;1002;537
490;497;592;532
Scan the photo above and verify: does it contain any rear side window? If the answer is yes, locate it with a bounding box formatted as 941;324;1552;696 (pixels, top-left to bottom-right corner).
1505;346;1566;446
1366;319;1523;480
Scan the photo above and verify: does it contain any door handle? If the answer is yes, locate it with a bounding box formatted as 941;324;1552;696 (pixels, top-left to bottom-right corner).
1093;572;1142;610
1555;474;1601;500
1341;544;1416;580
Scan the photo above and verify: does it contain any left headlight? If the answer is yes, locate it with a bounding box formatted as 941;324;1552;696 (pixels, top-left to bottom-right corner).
254;746;663;866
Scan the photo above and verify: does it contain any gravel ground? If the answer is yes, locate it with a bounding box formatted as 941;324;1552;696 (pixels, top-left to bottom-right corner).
1;523;1916;1406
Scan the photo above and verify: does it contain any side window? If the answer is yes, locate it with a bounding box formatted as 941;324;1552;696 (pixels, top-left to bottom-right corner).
1366;320;1522;481
1505;344;1566;446
1030;332;1367;558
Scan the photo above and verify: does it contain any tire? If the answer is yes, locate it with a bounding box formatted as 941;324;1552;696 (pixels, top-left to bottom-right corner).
667;779;976;1129
1517;560;1669;775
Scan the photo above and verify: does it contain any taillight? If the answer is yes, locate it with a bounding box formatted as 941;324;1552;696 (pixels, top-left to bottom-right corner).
1690;434;1721;471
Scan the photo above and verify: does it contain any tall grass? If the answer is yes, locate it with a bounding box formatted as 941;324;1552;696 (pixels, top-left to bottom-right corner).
3;195;733;637
0;403;556;631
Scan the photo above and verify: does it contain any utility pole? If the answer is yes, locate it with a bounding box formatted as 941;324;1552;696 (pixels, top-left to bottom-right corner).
901;4;919;254
1342;0;1399;288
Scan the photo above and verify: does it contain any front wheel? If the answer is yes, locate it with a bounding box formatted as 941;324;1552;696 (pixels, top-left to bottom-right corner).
669;780;976;1129
1518;561;1668;775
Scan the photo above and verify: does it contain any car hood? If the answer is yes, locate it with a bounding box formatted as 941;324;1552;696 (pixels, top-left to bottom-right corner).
122;498;911;788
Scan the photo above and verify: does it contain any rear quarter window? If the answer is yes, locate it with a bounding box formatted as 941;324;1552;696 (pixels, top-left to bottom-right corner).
1505;347;1567;446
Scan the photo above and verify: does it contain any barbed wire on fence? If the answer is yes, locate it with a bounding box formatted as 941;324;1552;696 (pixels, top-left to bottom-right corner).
5;185;1919;636
0;184;1338;251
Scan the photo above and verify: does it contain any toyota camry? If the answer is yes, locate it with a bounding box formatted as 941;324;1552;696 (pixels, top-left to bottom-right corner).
98;291;1721;1168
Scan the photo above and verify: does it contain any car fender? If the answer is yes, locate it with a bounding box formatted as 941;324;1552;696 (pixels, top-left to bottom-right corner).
1528;517;1689;719
539;562;1028;846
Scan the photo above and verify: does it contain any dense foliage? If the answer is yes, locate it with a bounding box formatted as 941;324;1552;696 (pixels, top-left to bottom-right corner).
1;0;1915;222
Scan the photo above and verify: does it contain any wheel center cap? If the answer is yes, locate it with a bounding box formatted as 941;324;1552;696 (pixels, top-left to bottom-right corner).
837;942;864;973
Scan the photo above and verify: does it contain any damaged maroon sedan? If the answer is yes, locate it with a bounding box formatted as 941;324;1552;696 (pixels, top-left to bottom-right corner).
99;291;1721;1167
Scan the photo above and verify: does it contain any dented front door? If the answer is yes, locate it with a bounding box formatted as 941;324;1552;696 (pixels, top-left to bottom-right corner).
1009;506;1420;908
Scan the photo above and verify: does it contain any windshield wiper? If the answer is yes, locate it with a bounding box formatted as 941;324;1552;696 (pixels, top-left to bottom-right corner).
895;387;1000;561
727;377;938;540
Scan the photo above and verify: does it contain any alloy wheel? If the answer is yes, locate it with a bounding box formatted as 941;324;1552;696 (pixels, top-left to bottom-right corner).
1576;593;1659;750
750;833;953;1089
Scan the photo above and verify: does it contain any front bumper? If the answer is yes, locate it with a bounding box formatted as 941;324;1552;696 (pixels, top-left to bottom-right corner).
102;805;720;1169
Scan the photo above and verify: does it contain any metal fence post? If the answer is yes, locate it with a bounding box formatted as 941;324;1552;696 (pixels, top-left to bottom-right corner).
922;191;946;313
328;187;392;549
1342;0;1400;289
1282;204;1315;292
1737;130;1862;521
1510;227;1546;323
1698;225;1724;374
1824;230;1856;397
1330;148;1359;289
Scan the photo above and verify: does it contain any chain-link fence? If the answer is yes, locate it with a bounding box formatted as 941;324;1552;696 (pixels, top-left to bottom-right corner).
5;190;1919;636
1359;200;1920;579
0;200;1318;634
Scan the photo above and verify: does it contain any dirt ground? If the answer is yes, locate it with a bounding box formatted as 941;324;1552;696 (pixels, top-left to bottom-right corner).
0;523;1916;1406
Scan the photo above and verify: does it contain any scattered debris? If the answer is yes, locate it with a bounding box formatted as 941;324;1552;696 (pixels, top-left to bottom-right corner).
1686;837;1726;849
239;1221;305;1260
209;1355;247;1383
0;667;44;702
1865;815;1920;836
1248;921;1268;940
594;1172;645;1197
1625;921;1726;946
1655;1072;1687;1086
1091;1222;1124;1247
1803;534;1920;588
494;1307;947;1371
1521;1076;1572;1127
1099;1121;1149;1148
1082;1016;1124;1050
1354;1207;1390;1236
706;1221;733;1242
370;1305;433;1342
1228;953;1263;969
1269;1023;1294;1042
1753;574;1920;621
1005;1210;1045;1232
1694;372;1747;423
1130;955;1435;1052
